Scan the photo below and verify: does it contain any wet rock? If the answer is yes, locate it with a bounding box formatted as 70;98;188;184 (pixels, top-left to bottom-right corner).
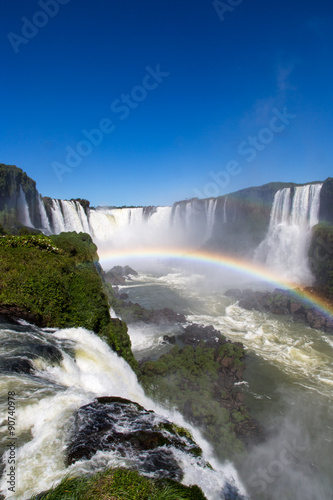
0;356;34;374
163;335;176;344
225;288;333;334
105;265;138;286
66;396;203;482
114;300;186;324
179;323;225;347
27;344;63;364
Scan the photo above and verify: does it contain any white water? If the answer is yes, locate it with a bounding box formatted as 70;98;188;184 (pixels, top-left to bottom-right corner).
122;270;333;400
17;187;33;227
120;268;333;499
254;184;322;283
38;195;51;232
0;324;247;500
204;199;218;241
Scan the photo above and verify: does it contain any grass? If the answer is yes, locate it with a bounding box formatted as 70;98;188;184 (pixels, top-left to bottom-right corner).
29;468;207;500
0;231;137;371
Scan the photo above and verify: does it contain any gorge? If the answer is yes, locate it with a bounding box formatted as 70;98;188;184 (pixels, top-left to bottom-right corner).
0;164;333;500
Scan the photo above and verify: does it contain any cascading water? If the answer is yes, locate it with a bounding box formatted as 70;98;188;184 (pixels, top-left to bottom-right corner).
38;195;51;232
204;198;217;241
223;197;228;224
0;320;247;500
17;187;33;227
254;183;322;283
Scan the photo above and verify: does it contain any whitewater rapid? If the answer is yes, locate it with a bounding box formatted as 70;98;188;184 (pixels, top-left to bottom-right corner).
0;322;247;500
120;268;333;500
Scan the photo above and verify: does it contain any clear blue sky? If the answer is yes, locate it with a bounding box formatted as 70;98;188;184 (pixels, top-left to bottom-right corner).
1;0;332;206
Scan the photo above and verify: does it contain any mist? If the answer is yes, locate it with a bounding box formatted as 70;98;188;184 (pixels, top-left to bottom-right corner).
237;389;333;500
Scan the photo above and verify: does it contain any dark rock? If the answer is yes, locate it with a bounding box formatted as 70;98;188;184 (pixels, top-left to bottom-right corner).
0;357;34;374
226;287;333;334
105;265;138;286
66;396;203;482
163;335;176;344
27;344;63;364
179;323;225;347
114;299;186;325
119;293;129;300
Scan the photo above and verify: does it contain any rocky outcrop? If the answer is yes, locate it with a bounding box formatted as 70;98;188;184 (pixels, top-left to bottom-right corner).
225;288;333;333
0;164;42;228
105;265;138;286
111;289;186;324
319;177;333;224
139;323;263;459
0;232;138;371
309;222;333;296
66;396;204;481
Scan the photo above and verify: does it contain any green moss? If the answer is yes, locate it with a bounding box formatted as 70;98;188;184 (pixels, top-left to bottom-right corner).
139;342;245;459
0;231;137;371
29;468;207;500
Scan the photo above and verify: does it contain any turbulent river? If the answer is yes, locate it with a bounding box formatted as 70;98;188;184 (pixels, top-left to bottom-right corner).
1;264;333;500
121;266;333;500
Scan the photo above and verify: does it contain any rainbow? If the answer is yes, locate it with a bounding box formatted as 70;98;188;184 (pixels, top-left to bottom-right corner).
99;246;333;319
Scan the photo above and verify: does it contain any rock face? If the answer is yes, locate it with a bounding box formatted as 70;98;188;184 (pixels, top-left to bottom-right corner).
225;288;333;333
0;164;42;229
112;290;186;324
309;222;333;296
208;182;295;255
319;177;333;225
66;396;203;482
105;265;138;286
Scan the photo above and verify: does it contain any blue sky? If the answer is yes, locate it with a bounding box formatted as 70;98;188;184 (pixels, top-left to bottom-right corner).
1;0;332;206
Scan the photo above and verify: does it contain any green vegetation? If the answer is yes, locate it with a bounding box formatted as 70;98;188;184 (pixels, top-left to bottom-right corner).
0;231;137;371
29;468;207;500
139;342;247;459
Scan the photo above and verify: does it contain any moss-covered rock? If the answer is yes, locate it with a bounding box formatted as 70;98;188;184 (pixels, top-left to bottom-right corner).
29;467;207;500
139;332;260;460
0;231;138;371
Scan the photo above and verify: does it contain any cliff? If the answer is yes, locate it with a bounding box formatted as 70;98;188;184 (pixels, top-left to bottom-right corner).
319;177;333;225
0;231;137;371
0;164;41;228
309;222;333;294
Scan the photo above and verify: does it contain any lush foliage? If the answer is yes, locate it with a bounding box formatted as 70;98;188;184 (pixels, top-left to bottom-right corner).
0;231;137;370
29;468;207;500
139;342;247;459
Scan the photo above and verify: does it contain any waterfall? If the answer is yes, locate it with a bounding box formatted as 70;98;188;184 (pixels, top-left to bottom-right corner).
0;322;247;500
38;196;51;232
205;198;217;241
223;196;228;223
17;187;33;227
254;184;322;283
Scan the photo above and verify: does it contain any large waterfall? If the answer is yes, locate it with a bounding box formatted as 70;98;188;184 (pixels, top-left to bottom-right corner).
17;182;323;284
254;184;322;283
30;197;220;248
